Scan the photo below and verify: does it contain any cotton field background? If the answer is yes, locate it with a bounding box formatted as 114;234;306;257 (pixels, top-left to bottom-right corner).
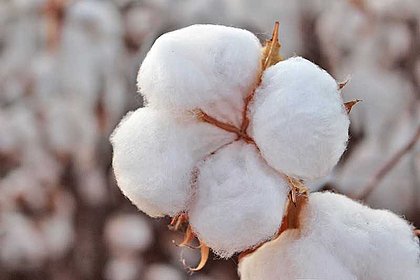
0;0;419;279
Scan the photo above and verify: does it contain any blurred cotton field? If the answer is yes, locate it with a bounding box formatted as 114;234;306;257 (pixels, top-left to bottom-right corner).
0;0;419;279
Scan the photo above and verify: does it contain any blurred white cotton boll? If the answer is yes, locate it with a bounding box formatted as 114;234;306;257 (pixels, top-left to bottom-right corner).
239;192;420;279
111;108;235;217
104;256;143;280
40;214;74;259
305;192;420;279
365;0;420;19
0;213;47;270
144;263;184;280
239;230;357;280
250;57;349;180
338;63;413;146
105;213;153;254
335;111;419;216
188;142;289;258
59;0;123;109
231;0;302;56
138;24;261;125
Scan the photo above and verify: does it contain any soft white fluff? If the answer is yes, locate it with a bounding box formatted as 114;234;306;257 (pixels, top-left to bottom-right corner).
188;142;289;258
239;192;420;279
250;57;350;179
111;108;235;217
239;230;357;280
138;24;261;126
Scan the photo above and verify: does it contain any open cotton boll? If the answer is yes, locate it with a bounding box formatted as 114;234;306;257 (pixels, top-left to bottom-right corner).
138;24;261;125
111;108;235;217
239;192;420;279
239;230;357;280
188;142;289;258
105;213;153;253
144;263;184;280
250;57;349;180
304;192;420;279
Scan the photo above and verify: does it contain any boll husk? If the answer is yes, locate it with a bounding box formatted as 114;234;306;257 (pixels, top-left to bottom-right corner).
239;192;420;280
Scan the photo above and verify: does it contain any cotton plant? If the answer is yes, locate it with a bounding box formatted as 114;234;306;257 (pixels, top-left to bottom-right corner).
111;22;394;271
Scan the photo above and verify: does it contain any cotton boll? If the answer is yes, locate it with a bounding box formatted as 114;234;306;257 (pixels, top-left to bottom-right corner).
138;24;261;125
365;0;420;19
59;0;122;109
231;0;303;56
240;192;420;279
250;57;349;180
40;214;74;259
188;142;289;258
111;108;235;217
239;230;357;280
335;112;419;216
308;192;420;279
144;263;184;280
337;64;413;144
315;1;367;70
0;212;47;270
104;256;143;280
105;213;153;254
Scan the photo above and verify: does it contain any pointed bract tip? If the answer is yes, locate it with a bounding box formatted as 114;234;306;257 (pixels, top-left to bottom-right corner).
185;242;210;272
338;79;350;90
272;21;280;42
344;99;362;114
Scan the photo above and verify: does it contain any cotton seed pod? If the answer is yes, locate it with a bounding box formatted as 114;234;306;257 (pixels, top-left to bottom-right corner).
239;192;420;279
188;142;289;258
138;24;262;126
111;107;235;217
250;57;350;180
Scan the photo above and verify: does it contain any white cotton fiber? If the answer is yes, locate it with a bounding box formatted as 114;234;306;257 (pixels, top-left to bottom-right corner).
138;24;261;125
110;108;235;217
239;230;357;280
188;142;289;258
250;57;350;180
240;192;420;279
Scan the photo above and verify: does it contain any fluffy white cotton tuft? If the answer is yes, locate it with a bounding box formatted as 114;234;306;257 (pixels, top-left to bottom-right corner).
111;108;235;217
239;230;357;280
138;24;261;125
250;57;350;179
188;142;289;258
239;192;420;279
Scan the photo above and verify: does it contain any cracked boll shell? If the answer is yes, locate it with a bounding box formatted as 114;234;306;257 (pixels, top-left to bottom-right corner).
110;108;235;217
250;57;350;180
188;141;289;258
